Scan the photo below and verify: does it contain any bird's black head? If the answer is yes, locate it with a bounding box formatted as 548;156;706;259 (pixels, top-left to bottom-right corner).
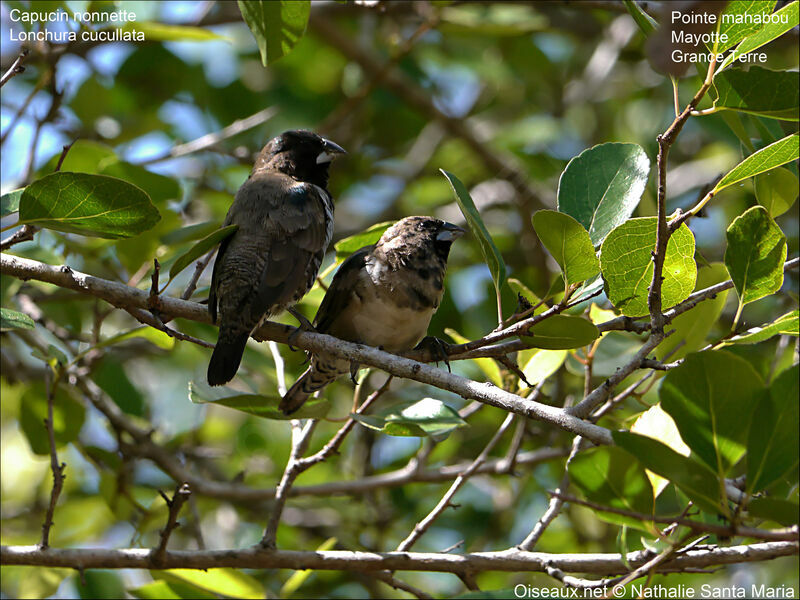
378;216;465;263
255;130;346;189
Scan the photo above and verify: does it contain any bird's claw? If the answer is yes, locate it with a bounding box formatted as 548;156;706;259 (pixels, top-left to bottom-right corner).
350;361;361;385
415;336;452;372
286;306;316;351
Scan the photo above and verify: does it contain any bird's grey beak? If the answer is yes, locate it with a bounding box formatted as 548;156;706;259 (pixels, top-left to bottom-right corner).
316;139;347;164
436;222;466;242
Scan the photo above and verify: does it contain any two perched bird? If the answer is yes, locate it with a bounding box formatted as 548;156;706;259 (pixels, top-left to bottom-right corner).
207;130;463;414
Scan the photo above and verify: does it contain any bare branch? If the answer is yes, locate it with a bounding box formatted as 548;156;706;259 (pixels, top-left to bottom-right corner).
152;483;191;566
3;541;796;574
0;49;29;87
40;370;66;550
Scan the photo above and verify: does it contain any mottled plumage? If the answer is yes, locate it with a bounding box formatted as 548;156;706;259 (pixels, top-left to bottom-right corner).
207;130;345;386
280;216;464;414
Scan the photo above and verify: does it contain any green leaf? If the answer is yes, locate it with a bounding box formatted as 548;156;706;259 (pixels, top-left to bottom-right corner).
155;569;264;600
76;571;126;600
613;431;724;515
531;210;600;286
711;67;799;120
714;133;800;193
168;224;238;282
280;537;337;597
19;383;86;456
600;218;697;317
755;167;798;217
334;221;393;261
0;307;35;331
522;315;599;349
189;382;330;421
18;172;161;239
747;497;800;527
129;580;216;599
441;169;507;291
557;143;650;245
39;140;116;175
518;348;567;388
569;446;656;533
352;398;466;442
660;350;764;476
747;364;799;493
98;159;181;206
1;188;23;216
655;263;729;361
120;21;228;42
630;403;691;497
507;278;545;314
715;1;777;53
96;326;175;351
445;328;503;387
724;206;787;307
237;0;310;66
92;359;146;417
720;1;799;70
622;0;657;36
723;310;798;346
161;221;220;246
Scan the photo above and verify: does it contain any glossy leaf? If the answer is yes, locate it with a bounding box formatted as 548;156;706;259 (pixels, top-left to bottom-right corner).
532;210;600;285
622;0;657;36
557;143;650;245
18;172;161;239
660;350;764;475
747;364;799;493
1;189;23;216
156;569;264;600
120;21;227;42
0;307;35;331
600;218;696;317
522;315;599;349
168;224;238;282
714;133;800;192
189;382;331;420
352;398;466;442
725;206;787;306
630;403;691;497
129;580;216;600
441;169;506;291
613;431;724;514
747;497;800;527
518;348;567;388
711;67;799;120
446;328;503;387
237;0;310;66
715;1;777;53
655;263;729;361
569;446;656;533
724;310;799;346
720;1;799;70
755;167;798;217
334;221;392;260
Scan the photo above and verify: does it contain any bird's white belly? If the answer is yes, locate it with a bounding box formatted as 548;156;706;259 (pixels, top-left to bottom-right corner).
351;300;434;352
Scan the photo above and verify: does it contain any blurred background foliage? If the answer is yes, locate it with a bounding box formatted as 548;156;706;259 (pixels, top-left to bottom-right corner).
1;1;798;598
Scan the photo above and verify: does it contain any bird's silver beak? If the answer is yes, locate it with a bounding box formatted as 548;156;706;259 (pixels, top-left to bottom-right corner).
316;138;347;164
436;222;466;242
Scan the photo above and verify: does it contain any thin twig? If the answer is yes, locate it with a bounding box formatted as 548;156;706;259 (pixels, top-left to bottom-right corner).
181;249;216;301
40;370;66;549
0;48;29;87
397;413;517;552
152;483;191;566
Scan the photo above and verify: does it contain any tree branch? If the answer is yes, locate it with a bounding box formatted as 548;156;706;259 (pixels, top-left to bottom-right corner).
3;542;796;574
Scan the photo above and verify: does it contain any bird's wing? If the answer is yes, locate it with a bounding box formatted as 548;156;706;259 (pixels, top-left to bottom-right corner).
314;246;372;333
208;212;235;323
215;174;334;332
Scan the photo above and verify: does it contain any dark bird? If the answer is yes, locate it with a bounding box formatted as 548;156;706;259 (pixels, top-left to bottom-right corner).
280;216;464;414
207;130;346;386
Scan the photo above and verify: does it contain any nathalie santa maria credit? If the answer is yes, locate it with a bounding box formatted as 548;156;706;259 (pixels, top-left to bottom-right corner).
513;583;795;598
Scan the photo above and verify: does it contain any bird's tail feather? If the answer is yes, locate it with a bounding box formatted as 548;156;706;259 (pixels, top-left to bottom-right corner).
208;331;249;386
280;363;340;415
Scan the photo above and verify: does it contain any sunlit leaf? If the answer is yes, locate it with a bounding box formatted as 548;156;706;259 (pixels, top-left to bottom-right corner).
237;0;310;66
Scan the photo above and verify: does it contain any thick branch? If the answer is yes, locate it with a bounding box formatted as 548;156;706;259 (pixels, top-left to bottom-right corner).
3;542;796;574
